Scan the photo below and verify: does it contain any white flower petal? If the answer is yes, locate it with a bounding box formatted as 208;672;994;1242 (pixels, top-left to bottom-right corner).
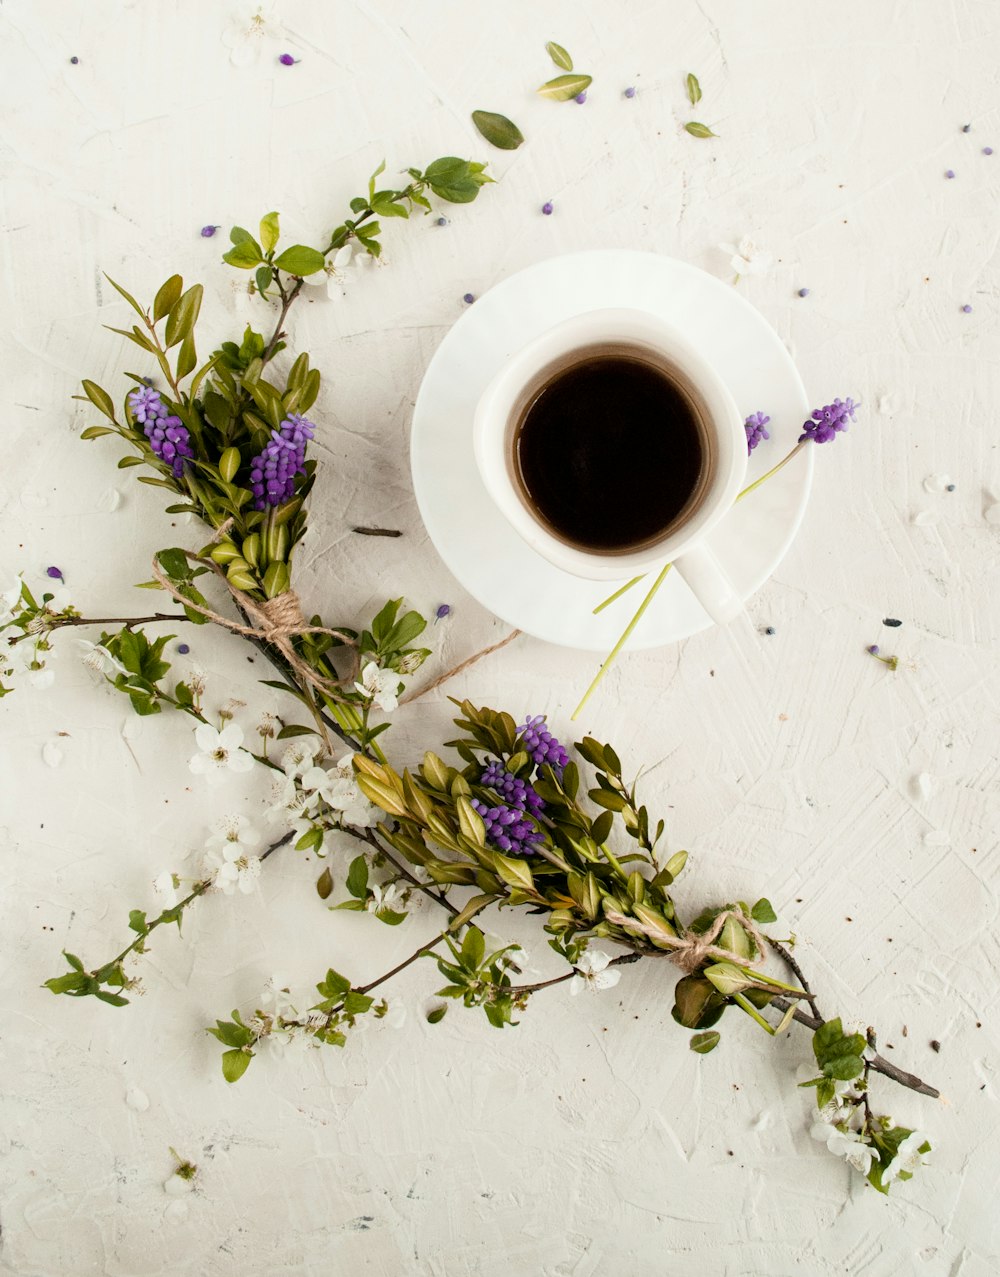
194;723;218;752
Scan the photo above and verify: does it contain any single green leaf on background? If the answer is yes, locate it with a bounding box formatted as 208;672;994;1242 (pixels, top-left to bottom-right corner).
164;285;203;349
685;121;718;139
104;275;145;317
254;265;273;297
346;855;369;899
81;380;116;421
471;110;525;151
426;1005;448;1024
537;73;592;102
750;898;777;924
223;239;265;270
686;72;702;106
259;211;280;254
221;1048;252;1083
545;41;573;71
153;275;184;322
273;245;326;276
689;1030;721;1054
316;867;334;900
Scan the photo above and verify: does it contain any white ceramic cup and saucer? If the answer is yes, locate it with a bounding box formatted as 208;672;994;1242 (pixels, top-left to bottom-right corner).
472;307;748;626
410;250;813;651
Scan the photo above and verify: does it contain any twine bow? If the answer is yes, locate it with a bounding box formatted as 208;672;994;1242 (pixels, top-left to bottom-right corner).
604;907;768;974
150;546;359;705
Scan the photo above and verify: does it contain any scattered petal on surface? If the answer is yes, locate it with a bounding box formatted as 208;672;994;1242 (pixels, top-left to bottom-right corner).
923;830;951;846
125;1087;150;1112
923;474;952;493
164;1174;194;1197
911;510;940;526
911;772;934;802
42;740;64;768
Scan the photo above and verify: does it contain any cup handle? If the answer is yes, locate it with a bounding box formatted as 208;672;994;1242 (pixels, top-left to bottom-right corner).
672;545;743;626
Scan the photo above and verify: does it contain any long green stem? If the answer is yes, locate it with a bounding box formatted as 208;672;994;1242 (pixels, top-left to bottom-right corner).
571;563;672;720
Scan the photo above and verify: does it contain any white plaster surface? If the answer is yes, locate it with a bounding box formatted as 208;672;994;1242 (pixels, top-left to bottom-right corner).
1;1;999;1273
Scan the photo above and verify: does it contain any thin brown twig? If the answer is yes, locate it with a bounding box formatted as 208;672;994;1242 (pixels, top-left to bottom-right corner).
769;937;823;1021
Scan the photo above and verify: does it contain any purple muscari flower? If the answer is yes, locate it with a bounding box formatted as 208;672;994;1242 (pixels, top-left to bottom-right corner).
470;797;543;856
127;386;194;477
480;760;545;816
962;304;972;313
575;91;587;104
542;201;554;215
200;225;220;238
248;413;315;510
797;287;810;298
945;169;956;179
984;147;994;156
867;644;880;655
798;397;857;444
178;643;190;654
463;292;475;305
278;52;297;65
46;566;64;581
435;603;451;621
744;411;771;454
516;714;569;774
70;56;79;64
624;86;636;99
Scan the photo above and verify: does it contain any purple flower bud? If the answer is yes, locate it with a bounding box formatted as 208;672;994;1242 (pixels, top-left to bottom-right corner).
798;397;857;445
178;643;190;654
200;225;220;238
247;413;315;510
516;715;568;775
542;201;554;215
463;293;475;305
797;287;810;298
946;483;956;491
127;387;194;477
624;86;636;99
984;147;994;156
436;216;448;226
744;411;771;454
764;626;776;636
279;53;297;66
962;304;972;313
962;123;972;133
46;566;64;581
435;603;451;620
867;644;880;655
575;91;587;104
69;56;79;64
945;169;956;179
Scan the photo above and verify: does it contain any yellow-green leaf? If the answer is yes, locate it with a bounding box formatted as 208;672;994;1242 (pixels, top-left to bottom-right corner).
545;41;573;71
685;121;718;139
536;73;592;102
685;72;702;106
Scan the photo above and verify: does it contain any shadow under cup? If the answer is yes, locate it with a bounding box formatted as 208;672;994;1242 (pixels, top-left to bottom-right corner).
506;341;718;558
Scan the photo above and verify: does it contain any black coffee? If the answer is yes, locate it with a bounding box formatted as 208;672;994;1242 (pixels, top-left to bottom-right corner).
513;352;705;552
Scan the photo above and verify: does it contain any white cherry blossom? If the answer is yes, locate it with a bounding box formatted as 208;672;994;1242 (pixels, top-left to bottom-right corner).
77;638;127;676
221;2;281;66
0;574;23;625
6;637;55;688
719;235;773;279
810;1122;875;1175
188;723;254;783
279;735;324;780
152;871;180;908
355;661;402;712
882;1130;931;1184
301;753;377;828
570;949;621;995
367;882;404;915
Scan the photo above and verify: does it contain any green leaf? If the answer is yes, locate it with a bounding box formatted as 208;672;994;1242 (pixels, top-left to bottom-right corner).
63;951;85;972
493;854;534;893
686;72;702;106
255;265;273;297
164;284;203;349
221;1048;253;1083
316;867;333;900
671;975;727;1030
80;425;115;439
689;1030;721;1054
816;1078;836;1109
471;110;525;151
346;855;369;899
153;275;184;323
702;961;754;997
426;1005;448;1024
81;379;116;420
371;192;409;219
536;73;592;102
259;211;280;254
545;40;573;71
157;547;190;579
223;239;264;270
229;226;254;245
751;898;777;924
175;334;197;381
461;926;485;971
423;157;485;204
128;910;148;935
273;245;326;276
447;892;498;933
104;275;145;316
824;1053;865;1082
276;724;319;739
589;788;627;812
684;121;718;139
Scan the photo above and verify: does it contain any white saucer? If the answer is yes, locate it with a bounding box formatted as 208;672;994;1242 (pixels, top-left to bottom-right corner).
410;250;813;651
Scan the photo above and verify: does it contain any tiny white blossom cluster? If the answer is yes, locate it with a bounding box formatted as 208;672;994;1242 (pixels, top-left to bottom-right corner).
266;736;378;845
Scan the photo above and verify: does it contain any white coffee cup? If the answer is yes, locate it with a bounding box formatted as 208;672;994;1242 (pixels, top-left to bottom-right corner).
472;308;748;625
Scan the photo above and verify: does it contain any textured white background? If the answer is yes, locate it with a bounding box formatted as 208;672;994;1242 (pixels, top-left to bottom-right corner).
2;1;999;1273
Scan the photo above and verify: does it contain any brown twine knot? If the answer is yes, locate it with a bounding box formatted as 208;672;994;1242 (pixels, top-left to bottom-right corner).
604;906;768;974
150;548;358;705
